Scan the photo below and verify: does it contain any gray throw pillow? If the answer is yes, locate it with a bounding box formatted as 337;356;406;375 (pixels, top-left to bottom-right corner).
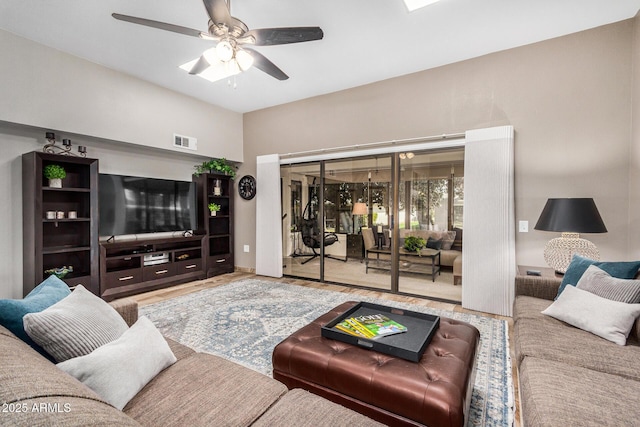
440;231;456;250
57;316;177;410
23;285;128;362
542;285;640;345
577;265;640;303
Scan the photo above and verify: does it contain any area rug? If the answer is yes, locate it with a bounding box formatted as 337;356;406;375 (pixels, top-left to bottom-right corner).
140;279;513;427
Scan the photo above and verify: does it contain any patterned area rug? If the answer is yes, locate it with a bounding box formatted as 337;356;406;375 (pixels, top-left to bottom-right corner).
140;279;513;427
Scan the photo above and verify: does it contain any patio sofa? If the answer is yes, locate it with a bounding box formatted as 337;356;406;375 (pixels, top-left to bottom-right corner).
362;227;462;268
0;296;383;426
513;273;640;426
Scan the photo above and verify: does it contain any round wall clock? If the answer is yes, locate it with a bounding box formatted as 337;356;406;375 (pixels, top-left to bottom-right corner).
238;175;256;200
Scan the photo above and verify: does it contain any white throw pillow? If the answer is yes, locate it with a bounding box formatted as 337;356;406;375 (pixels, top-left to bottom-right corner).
57;316;176;410
23;285;129;362
542;285;640;345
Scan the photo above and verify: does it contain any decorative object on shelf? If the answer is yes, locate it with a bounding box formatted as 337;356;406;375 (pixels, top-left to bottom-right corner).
208;202;221;216
44;265;73;279
213;179;222;196
403;236;426;255
43;132;87;157
534;198;608;274
43;164;66;188
238;175;256;200
46;211;56;219
193;158;236;178
56;211;65;219
68;211;77;219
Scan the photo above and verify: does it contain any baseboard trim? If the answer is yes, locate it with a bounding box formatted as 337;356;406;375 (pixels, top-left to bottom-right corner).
235;266;256;274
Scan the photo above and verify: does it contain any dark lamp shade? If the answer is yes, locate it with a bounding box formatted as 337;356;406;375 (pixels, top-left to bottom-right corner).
534;198;607;233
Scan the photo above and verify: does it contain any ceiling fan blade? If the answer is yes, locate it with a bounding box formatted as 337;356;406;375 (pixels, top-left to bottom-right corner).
112;13;209;39
242;27;324;46
243;48;288;80
189;56;210;75
203;0;233;27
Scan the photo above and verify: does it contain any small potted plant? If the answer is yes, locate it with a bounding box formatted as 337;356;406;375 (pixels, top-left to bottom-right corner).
208;202;221;217
43;164;66;188
403;236;426;256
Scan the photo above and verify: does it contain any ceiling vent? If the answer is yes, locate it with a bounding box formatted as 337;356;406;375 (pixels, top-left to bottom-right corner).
173;134;197;151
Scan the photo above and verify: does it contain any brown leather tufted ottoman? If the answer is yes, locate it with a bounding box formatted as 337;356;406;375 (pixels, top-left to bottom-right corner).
272;301;479;427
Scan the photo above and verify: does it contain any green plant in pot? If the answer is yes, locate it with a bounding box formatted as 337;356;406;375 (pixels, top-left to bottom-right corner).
403;236;426;255
208;203;221;216
194;158;236;178
43;164;66;188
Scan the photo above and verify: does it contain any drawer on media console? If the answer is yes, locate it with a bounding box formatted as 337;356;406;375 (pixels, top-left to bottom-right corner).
209;255;233;275
174;258;202;275
143;263;176;282
104;268;143;290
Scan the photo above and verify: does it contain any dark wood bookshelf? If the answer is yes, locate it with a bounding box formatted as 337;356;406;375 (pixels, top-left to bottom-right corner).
193;172;235;277
22;151;99;295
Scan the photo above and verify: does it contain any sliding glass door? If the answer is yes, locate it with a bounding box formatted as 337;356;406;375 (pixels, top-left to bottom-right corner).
396;149;464;301
281;162;321;282
280;148;463;302
321;156;392;290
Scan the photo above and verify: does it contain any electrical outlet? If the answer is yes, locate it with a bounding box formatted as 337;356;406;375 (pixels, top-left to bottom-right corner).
243;245;250;253
518;221;529;233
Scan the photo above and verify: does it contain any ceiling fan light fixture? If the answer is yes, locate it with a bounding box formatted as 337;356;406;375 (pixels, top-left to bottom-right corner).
202;47;219;65
235;49;254;71
216;40;234;62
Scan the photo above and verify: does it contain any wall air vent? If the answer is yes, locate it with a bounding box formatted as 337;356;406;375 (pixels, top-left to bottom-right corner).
173;134;197;151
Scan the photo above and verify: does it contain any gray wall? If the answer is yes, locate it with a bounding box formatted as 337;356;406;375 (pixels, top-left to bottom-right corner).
240;19;637;271
0;29;243;161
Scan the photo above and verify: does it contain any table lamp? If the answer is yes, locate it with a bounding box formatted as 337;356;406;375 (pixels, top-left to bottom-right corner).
352;202;368;234
534;198;607;273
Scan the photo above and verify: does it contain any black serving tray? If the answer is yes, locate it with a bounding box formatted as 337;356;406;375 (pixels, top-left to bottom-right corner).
321;302;440;362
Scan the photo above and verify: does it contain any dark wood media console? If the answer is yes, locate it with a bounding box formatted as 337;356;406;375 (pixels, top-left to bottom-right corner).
99;235;206;301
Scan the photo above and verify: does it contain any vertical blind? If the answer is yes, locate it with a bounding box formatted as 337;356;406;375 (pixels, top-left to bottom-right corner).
462;126;516;316
255;154;283;277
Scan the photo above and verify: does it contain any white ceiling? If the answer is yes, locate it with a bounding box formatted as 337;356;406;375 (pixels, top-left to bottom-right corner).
1;0;639;113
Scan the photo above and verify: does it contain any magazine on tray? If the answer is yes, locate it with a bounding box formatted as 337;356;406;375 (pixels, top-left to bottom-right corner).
334;313;407;339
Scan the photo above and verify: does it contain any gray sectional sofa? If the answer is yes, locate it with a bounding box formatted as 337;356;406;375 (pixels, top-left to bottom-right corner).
0;298;383;427
513;275;640;426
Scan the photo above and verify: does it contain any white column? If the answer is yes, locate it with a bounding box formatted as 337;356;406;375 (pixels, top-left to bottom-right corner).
462;126;516;316
255;154;283;277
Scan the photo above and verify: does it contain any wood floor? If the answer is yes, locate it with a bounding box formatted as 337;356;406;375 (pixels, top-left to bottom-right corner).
129;271;520;427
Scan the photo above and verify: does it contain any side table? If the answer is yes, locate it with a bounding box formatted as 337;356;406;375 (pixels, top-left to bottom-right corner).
516;265;563;279
346;234;364;261
515;265;563;301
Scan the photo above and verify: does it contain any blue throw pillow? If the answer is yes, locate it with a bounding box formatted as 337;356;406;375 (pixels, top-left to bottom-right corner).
557;255;640;299
0;275;71;359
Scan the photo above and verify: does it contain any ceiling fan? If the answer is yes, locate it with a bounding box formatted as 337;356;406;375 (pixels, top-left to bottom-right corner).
112;0;323;81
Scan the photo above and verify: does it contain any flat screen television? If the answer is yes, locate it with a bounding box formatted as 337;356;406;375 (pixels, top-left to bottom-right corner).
99;173;197;236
